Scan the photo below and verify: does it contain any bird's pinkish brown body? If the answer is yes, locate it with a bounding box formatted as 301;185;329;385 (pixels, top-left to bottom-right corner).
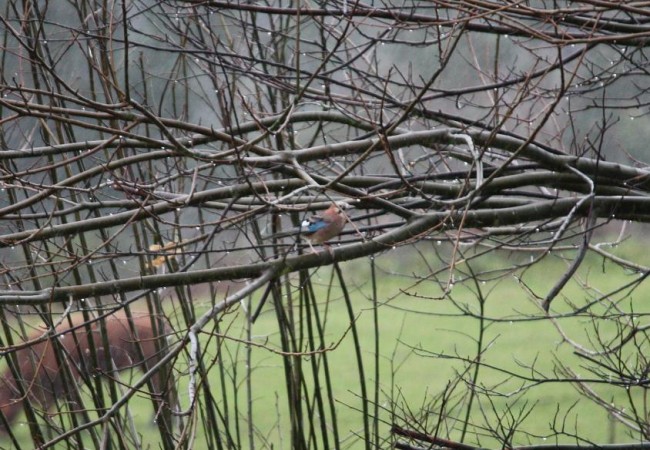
301;203;348;252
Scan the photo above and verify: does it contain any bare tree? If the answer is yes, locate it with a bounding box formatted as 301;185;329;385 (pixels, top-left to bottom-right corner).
1;1;650;449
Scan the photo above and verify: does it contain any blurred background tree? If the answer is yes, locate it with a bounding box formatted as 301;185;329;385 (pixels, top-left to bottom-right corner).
1;1;650;449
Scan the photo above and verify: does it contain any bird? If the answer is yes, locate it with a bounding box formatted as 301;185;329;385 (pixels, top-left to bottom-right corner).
300;202;348;252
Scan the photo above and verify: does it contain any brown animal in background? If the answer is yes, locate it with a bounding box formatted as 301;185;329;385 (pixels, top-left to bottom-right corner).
0;312;174;433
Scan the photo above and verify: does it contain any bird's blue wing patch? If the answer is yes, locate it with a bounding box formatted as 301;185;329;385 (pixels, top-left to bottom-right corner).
302;219;327;234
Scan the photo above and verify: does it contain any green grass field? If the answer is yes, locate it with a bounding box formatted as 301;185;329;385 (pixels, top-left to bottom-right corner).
200;238;650;448
3;237;650;448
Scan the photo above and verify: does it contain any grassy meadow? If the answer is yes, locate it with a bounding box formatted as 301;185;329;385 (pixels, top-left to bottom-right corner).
3;234;650;448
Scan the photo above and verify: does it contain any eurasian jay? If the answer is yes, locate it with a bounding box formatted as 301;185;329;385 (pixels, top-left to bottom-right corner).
300;202;348;253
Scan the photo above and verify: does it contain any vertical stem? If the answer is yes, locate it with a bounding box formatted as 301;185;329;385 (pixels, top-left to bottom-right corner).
460;264;486;442
371;258;380;449
333;263;371;450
